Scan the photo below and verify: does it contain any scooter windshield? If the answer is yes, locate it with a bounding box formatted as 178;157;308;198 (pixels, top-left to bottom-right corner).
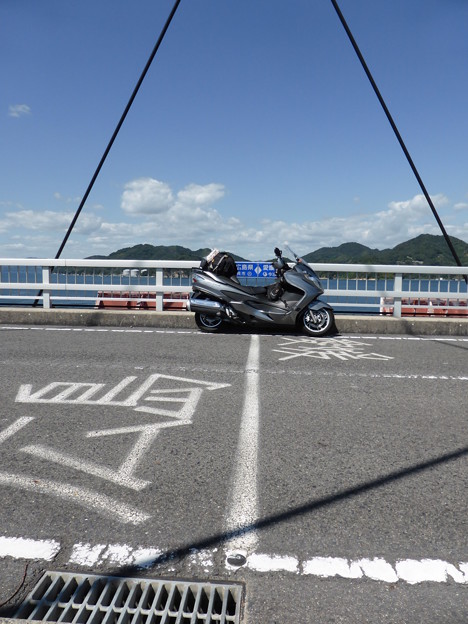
283;243;322;287
295;262;323;289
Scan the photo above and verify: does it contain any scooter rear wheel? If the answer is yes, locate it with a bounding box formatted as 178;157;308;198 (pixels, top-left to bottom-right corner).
300;308;334;337
195;312;223;332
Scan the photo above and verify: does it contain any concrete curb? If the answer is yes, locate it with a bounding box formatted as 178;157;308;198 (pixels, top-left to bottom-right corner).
0;307;466;336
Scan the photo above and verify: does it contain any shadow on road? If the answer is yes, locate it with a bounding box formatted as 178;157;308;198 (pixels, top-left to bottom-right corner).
1;443;467;617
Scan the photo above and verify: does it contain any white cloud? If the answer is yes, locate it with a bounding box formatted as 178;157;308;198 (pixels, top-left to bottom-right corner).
121;178;174;215
3;208;102;236
120;178;226;219
5;210;70;232
454;202;468;211
1;184;467;260
176;183;225;207
73;213;103;235
8;104;31;118
53;192;83;205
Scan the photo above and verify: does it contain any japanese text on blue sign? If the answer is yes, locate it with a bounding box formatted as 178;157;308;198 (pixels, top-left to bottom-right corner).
236;262;276;278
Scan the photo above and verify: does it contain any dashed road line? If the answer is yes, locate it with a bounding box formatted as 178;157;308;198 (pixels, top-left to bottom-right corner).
2;535;468;586
1;326;467;342
0;536;60;561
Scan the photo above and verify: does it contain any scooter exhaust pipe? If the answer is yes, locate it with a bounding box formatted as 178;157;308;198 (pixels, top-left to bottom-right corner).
186;296;224;314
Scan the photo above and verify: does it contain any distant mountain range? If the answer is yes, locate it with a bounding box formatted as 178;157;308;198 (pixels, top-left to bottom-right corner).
88;244;246;262
88;234;468;266
302;234;468;266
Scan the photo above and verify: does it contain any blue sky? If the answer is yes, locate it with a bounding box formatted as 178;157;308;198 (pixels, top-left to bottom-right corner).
1;0;468;260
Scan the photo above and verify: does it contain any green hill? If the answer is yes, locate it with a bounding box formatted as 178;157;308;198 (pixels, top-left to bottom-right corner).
303;235;468;266
87;244;246;262
303;242;380;264
88;235;468;265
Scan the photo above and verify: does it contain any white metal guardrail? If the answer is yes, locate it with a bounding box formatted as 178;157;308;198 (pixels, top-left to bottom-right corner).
0;258;467;318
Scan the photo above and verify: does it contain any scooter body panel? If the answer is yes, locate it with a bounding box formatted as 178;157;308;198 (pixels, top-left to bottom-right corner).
189;260;333;332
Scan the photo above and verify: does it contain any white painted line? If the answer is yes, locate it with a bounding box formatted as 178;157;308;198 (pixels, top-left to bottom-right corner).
96;376;138;403
69;543;107;566
21;444;151;491
64;542;468;586
15;374;230;411
302;556;398;582
0;326;30;330
69;542;164;568
0;417;34;445
270;369;468;382
2;326;467;340
247;553;299;573
303;556;362;579
0;472;150;525
87;420;187;482
45;327;70;331
225;335;260;552
3;534;467;587
0;536;60;561
300;556;468;584
395;559;468;584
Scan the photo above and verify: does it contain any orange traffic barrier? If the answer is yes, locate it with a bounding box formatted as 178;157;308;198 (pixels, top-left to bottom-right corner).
380;297;468;317
96;291;188;311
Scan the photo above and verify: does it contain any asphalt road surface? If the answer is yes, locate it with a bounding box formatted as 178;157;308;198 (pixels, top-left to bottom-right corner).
0;325;467;623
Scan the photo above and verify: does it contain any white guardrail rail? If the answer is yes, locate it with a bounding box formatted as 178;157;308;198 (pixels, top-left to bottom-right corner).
0;258;467;318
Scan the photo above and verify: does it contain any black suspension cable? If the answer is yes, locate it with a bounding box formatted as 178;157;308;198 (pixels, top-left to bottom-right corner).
330;0;466;279
55;0;183;261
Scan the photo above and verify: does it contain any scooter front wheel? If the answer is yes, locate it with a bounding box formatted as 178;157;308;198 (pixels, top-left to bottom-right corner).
195;312;224;332
300;308;334;337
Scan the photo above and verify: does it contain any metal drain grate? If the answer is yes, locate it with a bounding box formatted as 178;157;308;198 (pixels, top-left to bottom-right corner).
14;571;243;624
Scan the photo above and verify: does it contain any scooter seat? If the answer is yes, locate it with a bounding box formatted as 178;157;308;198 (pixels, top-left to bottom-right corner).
215;274;268;296
230;282;268;296
240;286;268;295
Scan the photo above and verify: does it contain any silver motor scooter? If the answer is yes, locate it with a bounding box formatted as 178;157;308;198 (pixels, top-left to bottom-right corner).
187;246;335;336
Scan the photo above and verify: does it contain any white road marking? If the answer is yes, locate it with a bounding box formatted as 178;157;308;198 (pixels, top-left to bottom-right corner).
0;536;60;561
395;558;468;584
247;553;299;573
1;326;467;341
15;375;229;416
20;444;151;491
303;556;397;582
302;556;468;584
0;417;34;444
273;337;394;361
69;543;107;567
225;334;260;553
0;473;150;525
87;420;188;485
69;542;215;573
8;375;230;523
266;369;468;382
2;534;468;586
94;376;136;402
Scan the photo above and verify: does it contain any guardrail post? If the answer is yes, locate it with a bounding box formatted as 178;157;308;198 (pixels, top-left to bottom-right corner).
393;273;402;318
42;266;51;309
155;267;164;311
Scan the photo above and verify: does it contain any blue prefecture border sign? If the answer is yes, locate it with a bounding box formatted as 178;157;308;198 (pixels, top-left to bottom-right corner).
235;262;276;278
